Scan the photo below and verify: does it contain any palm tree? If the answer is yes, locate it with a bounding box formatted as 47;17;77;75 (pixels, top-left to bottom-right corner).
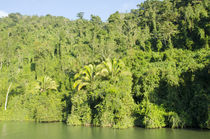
73;64;96;91
73;59;123;91
39;76;58;92
96;58;122;79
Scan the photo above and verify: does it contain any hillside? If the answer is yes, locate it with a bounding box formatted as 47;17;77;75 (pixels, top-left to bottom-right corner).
0;0;209;129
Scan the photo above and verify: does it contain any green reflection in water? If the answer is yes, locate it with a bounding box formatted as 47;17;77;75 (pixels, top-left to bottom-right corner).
0;122;209;139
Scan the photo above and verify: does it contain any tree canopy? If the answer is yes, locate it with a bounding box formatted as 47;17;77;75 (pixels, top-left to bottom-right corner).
0;0;209;129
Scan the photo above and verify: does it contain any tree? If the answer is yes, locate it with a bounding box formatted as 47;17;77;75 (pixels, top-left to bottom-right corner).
90;15;102;25
4;83;12;110
38;76;58;92
0;0;209;129
73;64;96;91
77;12;84;19
158;21;178;48
96;58;122;79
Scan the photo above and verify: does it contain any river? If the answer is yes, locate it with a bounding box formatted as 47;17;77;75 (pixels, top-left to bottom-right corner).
0;122;209;139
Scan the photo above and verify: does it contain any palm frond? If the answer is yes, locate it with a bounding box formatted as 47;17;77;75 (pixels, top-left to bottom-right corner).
73;79;82;89
78;82;89;91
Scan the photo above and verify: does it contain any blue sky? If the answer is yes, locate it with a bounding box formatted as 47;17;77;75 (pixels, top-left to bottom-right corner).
0;0;145;21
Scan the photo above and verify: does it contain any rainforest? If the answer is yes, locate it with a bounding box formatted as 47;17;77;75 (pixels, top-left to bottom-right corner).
0;0;209;129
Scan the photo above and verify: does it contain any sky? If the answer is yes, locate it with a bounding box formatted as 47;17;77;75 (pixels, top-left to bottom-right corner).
0;0;145;21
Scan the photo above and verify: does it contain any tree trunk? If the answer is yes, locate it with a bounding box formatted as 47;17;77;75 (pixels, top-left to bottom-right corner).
5;83;12;110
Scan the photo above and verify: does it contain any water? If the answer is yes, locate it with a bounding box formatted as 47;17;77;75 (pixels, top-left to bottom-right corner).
0;122;209;139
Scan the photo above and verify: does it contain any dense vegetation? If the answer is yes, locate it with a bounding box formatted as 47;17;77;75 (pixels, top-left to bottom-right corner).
0;0;209;129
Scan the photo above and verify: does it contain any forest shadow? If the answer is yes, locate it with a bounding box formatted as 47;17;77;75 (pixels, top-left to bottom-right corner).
151;64;209;128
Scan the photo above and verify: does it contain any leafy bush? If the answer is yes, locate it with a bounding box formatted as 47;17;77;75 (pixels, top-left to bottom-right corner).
138;100;166;128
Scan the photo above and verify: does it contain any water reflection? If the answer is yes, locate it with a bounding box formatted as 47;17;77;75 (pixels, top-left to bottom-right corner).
0;122;209;139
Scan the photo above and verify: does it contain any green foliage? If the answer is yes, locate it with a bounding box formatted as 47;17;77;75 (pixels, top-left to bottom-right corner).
68;60;135;128
73;64;96;91
167;112;182;128
207;104;210;129
156;40;163;52
137;100;166;128
29;93;64;122
0;0;209;129
67;90;92;126
94;70;135;128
